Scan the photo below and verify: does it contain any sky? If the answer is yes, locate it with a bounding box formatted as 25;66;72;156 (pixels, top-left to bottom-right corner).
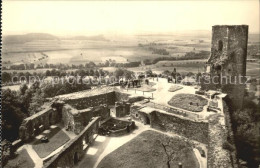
2;0;260;36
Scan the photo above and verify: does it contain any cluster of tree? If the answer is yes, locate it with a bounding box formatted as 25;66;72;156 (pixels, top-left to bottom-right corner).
1;67;136;142
138;42;173;47
230;92;260;167
3;59;142;71
46;69;108;77
2;78;93;141
8;64;28;70
2;71;46;84
142;51;210;65
41;79;91;98
113;68;135;80
148;47;170;55
2;82;44;141
247;44;260;57
2;69;110;85
114;61;141;68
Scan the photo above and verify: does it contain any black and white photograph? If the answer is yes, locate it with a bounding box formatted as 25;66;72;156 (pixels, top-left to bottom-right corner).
1;1;260;168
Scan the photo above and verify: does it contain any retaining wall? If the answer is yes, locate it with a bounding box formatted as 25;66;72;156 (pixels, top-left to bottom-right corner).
43;117;100;168
19;107;61;142
62;104;109;134
65;92;115;110
207;100;239;168
150;111;209;144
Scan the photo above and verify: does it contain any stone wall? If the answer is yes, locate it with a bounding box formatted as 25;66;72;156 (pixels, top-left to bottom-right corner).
19;107;61;142
150;111;209;144
115;91;145;104
65;92;115;110
130;103;145;121
115;91;129;102
205;25;248;110
92;105;110;120
62;104;109;134
115;101;131;117
130;103;208;144
43;117;100;168
222;99;239;168
207;98;239;168
207;114;234;168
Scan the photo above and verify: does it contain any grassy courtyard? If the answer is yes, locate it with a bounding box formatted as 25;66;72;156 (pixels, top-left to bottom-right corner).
97;130;199;168
168;93;208;112
5;149;35;168
32;127;70;158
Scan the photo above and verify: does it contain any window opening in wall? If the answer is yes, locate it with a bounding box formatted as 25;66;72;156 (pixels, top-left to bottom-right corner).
215;65;222;71
74;152;79;165
218;40;223;51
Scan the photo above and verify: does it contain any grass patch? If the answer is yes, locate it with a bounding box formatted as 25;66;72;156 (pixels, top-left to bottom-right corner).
32;127;70;158
168;93;208;112
97;130;199;168
168;85;183;92
5;149;35;168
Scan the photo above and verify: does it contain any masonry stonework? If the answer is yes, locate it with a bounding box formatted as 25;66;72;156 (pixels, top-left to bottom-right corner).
43;117;100;168
205;25;248;109
19;107;61;142
150;111;209;144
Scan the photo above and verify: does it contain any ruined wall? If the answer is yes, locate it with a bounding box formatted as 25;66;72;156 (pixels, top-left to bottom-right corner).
222;99;239;168
62;104;108;134
62;104;76;132
130;104;209;144
43;117;100;168
207;98;239;168
115;91;129;102
115;101;131;117
65;92;115;110
150;111;209;144
208;25;248;76
115;91;146;104
130;103;145;121
19;107;61;142
92;105;110;120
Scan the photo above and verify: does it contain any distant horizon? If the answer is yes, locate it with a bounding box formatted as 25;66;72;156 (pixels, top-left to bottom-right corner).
3;29;260;37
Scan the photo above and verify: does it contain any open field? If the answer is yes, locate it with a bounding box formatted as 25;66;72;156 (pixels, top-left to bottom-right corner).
2;33;213;66
97;130;199;168
5;149;35;168
3;33;259;79
128;60;260;77
128;61;206;74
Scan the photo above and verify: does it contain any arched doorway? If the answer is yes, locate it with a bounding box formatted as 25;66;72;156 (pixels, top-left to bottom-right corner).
74;152;79;165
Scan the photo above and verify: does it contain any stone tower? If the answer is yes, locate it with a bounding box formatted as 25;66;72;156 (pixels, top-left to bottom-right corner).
206;25;248;109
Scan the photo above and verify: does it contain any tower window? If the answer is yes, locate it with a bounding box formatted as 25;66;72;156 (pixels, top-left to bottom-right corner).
215;65;222;71
218;40;223;51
